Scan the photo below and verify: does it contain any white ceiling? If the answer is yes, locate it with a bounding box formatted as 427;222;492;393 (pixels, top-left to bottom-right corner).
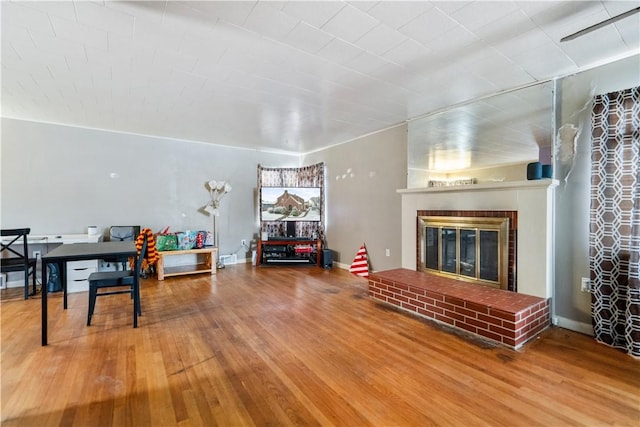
407;80;554;171
2;1;639;160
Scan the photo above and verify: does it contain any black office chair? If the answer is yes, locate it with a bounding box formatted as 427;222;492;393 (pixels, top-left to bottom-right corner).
1;228;37;299
104;226;140;270
87;238;147;328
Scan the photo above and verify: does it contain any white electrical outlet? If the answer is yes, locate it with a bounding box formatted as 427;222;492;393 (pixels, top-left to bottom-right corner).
580;277;591;292
33;250;41;259
241;239;246;247
385;249;390;257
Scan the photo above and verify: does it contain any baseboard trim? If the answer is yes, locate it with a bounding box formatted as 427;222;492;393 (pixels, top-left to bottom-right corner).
335;262;349;270
5;279;26;289
553;315;594;336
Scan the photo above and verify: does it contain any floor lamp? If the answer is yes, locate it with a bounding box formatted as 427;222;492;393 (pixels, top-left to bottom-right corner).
203;180;232;269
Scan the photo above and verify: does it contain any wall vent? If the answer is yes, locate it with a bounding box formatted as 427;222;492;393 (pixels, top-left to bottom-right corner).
219;254;237;265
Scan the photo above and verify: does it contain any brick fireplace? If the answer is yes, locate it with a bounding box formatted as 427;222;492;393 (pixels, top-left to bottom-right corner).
368;269;550;348
400;179;557;299
370;179;558;348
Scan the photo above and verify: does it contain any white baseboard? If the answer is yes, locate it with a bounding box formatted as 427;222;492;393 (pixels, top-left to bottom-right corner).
335;261;385;273
335;261;349;270
552;315;594;336
223;257;250;265
5;279;89;294
5;279;26;289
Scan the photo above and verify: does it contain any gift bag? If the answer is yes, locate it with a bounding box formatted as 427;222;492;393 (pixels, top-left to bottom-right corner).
195;231;206;249
177;231;197;250
156;234;178;251
204;231;214;247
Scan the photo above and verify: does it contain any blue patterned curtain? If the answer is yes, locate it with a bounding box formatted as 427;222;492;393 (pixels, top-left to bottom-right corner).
589;86;640;356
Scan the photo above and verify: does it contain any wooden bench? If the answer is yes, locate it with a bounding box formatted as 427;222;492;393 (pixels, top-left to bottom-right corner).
156;247;218;280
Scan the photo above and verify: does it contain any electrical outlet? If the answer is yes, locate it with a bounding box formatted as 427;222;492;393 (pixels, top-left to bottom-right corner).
580;277;591;292
33;250;41;259
385;249;390;257
241;239;246;247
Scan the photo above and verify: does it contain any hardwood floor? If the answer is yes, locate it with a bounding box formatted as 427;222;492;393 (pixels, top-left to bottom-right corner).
2;264;638;426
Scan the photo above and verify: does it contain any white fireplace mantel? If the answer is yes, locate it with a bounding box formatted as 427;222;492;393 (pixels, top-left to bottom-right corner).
399;179;558;299
398;179;558;195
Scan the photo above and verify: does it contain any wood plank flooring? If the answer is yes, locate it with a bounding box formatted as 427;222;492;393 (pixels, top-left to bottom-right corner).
2;264;639;426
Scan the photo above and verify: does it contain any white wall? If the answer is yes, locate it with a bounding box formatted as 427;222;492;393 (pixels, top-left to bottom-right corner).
553;54;640;334
2;118;408;273
303;125;407;271
1;118;295;259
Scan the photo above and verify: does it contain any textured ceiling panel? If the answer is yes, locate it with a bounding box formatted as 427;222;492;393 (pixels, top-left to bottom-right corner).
1;0;639;169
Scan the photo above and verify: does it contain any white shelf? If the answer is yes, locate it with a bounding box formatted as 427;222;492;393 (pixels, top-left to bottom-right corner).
397;179;559;195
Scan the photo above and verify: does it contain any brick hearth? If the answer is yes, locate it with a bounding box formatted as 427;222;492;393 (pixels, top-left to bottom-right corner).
368;269;550;349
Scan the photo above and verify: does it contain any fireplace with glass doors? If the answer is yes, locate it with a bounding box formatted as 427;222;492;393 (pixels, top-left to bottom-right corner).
417;211;517;291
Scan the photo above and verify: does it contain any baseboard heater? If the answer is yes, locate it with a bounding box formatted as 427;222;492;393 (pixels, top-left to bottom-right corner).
219;254;237;265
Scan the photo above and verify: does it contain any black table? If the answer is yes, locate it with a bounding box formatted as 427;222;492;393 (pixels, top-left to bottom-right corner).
41;241;137;346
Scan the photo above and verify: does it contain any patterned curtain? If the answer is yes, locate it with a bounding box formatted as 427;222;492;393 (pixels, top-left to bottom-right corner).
589;86;640;356
258;163;325;241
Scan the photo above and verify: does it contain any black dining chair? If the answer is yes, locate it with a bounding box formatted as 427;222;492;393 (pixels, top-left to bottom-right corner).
1;228;37;299
87;238;147;328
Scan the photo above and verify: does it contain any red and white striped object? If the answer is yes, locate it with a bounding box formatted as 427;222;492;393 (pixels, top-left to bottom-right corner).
349;244;369;278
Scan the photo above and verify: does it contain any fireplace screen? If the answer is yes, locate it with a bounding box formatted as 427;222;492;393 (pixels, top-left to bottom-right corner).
419;216;509;289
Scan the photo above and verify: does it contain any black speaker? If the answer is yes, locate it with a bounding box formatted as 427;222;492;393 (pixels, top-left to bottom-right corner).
527;162;542;180
286;221;296;237
322;249;333;269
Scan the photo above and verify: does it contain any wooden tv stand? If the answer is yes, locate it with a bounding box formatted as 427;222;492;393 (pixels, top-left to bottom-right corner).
257;238;322;267
156;247;218;280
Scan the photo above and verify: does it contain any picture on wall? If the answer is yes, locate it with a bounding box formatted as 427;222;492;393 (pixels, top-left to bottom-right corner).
260;187;321;222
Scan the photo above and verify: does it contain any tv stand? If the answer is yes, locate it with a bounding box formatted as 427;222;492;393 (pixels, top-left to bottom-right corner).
257;238;322;267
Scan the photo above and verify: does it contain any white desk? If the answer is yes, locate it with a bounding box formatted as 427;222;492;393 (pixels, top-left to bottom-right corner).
18;234;102;244
40;235;104;293
2;233;103;293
